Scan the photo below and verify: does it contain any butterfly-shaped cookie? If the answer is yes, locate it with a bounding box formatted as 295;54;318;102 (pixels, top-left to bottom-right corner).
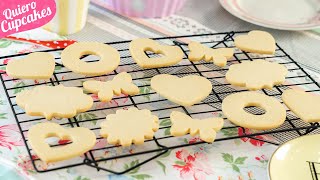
188;41;234;67
83;72;139;102
170;111;224;143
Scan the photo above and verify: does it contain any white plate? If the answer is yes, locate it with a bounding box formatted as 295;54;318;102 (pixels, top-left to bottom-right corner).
219;0;320;30
268;134;320;180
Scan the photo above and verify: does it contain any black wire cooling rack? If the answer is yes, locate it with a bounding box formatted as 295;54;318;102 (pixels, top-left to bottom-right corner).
1;31;320;175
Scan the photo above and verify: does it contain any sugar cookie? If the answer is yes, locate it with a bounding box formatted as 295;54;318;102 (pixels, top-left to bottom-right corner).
234;30;276;54
16;85;93;120
188;41;234;67
61;42;120;75
129;38;184;68
170;111;224;143
83;72;139;102
222;91;286;130
100;107;159;146
28;122;96;163
151;74;212;106
226;60;287;90
6;52;55;79
282;89;320;123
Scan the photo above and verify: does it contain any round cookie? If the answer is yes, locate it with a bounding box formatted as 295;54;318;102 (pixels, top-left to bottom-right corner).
222;91;286;130
61;42;120;76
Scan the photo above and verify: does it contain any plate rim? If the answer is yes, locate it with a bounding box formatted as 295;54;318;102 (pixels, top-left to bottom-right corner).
268;134;320;180
219;0;320;31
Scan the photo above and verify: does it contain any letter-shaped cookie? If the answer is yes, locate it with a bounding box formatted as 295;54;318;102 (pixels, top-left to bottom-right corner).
170;111;224;143
28;122;96;163
100;108;159;146
129;38;184;68
83;72;139;102
226;60;287;90
222;91;286;130
282;89;320;123
61;42;120;75
6;52;55;79
16;85;93;120
234;30;276;54
151;74;212;106
188;41;234;67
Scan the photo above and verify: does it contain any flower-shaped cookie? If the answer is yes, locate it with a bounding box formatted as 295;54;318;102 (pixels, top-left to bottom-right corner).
16;85;93;120
226;60;287;90
100;108;159;146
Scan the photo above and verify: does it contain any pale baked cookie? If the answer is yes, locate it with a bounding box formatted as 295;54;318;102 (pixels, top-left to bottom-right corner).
28;122;96;163
234;30;276;54
226;60;287;90
151;74;212;106
282;89;320;123
61;42;120;75
6;52;55;79
129;38;184;68
83;72;139;102
100;107;159;146
188;41;234;67
222;91;286;130
16;85;93;120
170;111;224;143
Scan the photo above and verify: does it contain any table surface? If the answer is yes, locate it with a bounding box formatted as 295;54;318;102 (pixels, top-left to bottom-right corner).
0;0;319;180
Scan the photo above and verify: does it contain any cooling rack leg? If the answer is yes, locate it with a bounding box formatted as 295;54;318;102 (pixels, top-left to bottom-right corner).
84;149;169;175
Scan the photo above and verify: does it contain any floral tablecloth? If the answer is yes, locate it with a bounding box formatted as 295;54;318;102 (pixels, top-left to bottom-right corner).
0;3;320;180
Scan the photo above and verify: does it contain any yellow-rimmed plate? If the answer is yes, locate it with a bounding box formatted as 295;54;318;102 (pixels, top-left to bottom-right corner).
269;134;320;180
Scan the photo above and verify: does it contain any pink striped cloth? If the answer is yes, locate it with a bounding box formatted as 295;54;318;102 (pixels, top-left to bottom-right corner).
97;0;186;18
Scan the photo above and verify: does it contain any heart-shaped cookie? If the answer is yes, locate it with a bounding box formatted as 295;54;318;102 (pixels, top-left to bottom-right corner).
28;122;96;163
6;52;55;79
282;89;320;123
234;30;276;55
151;74;212;106
129;38;184;68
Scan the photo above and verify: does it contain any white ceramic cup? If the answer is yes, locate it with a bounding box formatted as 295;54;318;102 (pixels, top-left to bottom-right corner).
43;0;90;35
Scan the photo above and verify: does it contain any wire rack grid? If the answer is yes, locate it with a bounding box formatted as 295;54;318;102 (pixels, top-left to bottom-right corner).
1;31;320;175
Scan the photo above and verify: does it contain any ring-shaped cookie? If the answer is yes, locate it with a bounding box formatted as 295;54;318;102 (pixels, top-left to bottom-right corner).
222;91;286;130
61;42;120;75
